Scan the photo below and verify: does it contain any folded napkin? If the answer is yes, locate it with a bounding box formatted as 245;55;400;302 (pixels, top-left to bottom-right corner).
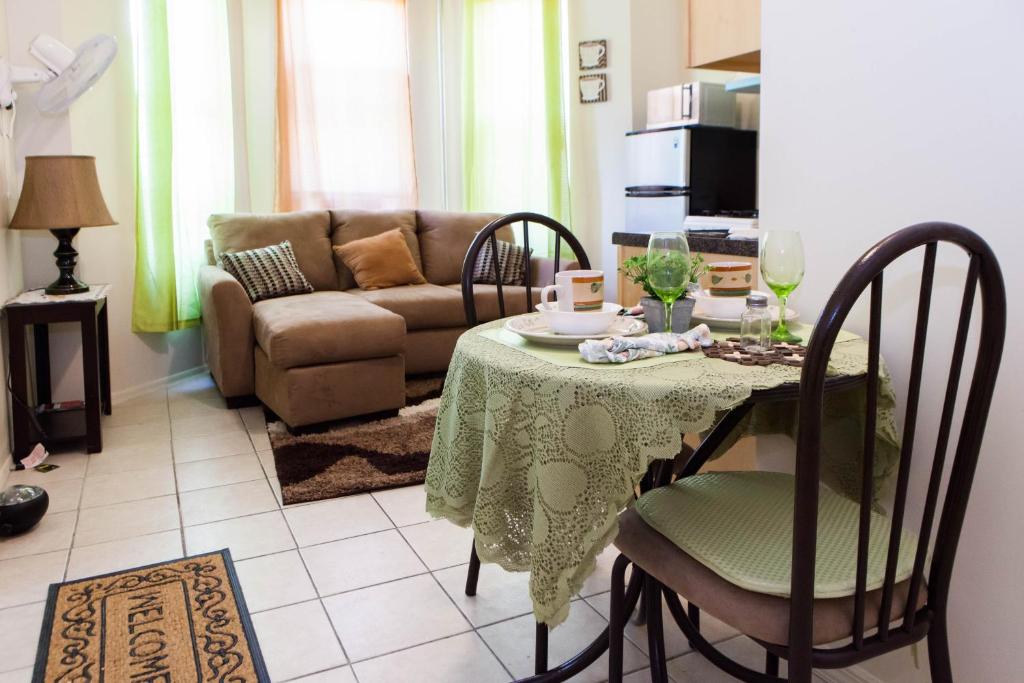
579;324;713;364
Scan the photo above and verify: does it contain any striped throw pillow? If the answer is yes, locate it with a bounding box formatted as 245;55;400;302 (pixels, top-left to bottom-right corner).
472;240;531;286
220;240;314;302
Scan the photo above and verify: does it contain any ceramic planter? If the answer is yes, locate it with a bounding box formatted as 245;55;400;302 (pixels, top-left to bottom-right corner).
641;296;696;333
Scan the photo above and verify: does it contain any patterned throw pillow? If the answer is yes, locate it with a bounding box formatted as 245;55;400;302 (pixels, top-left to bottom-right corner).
472;240;531;286
219;240;314;302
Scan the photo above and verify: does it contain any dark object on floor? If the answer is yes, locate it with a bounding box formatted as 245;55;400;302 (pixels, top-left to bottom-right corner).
268;374;445;505
0;485;49;536
33;550;269;683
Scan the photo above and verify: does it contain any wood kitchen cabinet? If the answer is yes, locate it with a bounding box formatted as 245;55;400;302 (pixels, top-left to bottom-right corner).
686;0;761;73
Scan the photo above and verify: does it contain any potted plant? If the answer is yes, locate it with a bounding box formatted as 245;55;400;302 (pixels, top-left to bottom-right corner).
619;252;706;332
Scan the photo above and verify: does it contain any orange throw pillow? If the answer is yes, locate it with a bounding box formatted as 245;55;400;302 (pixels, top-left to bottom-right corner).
333;228;427;290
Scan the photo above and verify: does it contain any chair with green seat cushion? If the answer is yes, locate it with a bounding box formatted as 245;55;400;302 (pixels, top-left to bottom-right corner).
607;223;1007;683
615;472;924;647
636;471;917;599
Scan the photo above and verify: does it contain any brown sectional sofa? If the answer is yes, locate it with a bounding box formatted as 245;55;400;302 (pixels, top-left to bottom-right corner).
198;209;547;427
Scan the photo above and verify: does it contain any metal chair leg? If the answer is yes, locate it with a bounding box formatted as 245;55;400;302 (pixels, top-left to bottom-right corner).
608;554;631;683
765;651;780;676
465;542;481;596
645;575;669;683
535;621;549;675
687;602;701;646
927;614;954;683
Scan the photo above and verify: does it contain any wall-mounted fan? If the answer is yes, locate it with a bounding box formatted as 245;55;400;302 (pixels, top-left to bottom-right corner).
0;33;117;114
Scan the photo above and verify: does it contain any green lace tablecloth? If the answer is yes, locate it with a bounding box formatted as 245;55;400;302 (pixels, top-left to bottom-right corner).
425;321;899;626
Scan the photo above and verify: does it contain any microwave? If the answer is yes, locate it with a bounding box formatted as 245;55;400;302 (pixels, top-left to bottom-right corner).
646;82;737;129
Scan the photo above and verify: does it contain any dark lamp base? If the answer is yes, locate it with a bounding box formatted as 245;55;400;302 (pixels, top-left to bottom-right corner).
45;228;90;296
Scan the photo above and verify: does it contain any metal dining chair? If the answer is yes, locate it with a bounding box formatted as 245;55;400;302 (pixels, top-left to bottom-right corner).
458;211;590;675
607;222;1007;683
460;211;590;327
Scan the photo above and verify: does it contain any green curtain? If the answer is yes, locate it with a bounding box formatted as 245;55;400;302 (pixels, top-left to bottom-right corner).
462;0;572;246
131;0;235;332
131;0;183;332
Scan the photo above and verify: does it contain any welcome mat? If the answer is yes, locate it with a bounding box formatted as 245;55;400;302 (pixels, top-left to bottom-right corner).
268;374;444;505
33;550;268;683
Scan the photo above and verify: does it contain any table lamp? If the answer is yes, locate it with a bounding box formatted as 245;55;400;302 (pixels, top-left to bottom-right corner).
9;155;115;295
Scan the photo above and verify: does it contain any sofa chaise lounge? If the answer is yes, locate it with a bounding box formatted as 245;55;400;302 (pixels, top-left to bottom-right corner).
199;209;550;427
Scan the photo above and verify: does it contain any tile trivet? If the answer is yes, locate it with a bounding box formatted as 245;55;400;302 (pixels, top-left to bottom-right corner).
703;338;806;367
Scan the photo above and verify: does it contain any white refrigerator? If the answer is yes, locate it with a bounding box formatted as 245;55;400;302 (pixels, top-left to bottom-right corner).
624;127;689;233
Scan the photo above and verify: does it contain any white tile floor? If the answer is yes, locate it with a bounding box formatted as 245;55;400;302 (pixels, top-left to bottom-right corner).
0;374;837;683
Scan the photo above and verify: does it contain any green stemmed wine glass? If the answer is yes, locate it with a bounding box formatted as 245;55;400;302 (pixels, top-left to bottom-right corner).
759;230;805;343
646;231;691;333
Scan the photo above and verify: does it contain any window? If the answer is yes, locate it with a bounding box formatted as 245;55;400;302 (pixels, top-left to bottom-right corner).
461;0;570;243
276;0;418;210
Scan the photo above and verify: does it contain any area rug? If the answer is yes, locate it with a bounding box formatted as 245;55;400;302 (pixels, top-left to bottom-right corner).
267;374;444;505
33;550;268;683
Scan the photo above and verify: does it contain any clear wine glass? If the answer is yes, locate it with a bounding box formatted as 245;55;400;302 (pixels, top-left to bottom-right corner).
759;230;805;343
646;232;691;333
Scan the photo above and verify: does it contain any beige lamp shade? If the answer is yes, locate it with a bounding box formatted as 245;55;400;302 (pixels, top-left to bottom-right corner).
10;155;115;230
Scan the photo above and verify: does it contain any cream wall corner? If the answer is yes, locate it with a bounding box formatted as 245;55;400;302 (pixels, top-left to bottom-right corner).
0;0;22;481
759;1;1024;680
6;0;205;409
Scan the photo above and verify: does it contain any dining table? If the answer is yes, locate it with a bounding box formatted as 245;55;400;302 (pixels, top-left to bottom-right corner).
425;318;901;681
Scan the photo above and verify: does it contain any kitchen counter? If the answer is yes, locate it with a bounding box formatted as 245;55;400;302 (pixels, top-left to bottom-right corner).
613;231;760;306
612;231;758;258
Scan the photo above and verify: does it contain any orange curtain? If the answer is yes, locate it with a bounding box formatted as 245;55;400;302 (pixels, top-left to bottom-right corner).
276;0;418;211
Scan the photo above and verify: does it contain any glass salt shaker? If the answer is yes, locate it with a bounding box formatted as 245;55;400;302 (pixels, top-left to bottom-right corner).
740;294;771;353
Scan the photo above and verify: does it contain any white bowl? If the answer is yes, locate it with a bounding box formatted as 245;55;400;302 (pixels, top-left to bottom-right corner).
691;289;770;319
534;302;621;336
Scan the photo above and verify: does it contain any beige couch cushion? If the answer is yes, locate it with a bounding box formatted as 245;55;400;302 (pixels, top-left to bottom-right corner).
350;284;466;330
445;284;542;322
416;210;513;285
253;291;405;369
209;211;336;291
333;229;427;291
330;210;420;290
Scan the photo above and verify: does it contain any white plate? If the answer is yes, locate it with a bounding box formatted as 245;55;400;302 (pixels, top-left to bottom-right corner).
505;314;648;347
692;306;800;331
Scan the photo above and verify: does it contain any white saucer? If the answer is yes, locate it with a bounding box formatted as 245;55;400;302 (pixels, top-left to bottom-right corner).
505;314;648;347
692;307;799;332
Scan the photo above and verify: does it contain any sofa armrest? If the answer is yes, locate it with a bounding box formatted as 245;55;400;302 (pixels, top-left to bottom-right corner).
199;265;255;398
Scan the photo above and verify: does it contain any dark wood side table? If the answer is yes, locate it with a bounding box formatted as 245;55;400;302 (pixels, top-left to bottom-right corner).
3;285;111;459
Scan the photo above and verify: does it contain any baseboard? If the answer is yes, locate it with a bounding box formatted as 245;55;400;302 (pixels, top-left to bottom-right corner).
111;365;209;405
816;666;886;683
0;451;11;488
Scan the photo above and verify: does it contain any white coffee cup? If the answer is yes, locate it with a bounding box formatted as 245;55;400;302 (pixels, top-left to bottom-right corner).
580;77;605;101
541;270;605;312
580;43;606;68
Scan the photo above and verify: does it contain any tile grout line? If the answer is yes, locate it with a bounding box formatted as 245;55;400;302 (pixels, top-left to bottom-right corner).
383;497;517;682
274;473;358;675
167;389;189;561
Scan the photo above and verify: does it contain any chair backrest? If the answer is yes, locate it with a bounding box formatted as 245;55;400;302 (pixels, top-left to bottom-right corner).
788;222;1006;664
460;212;590;326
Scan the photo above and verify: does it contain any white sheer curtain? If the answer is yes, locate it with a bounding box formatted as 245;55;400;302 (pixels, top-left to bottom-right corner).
166;0;236;321
277;0;418;211
460;0;571;255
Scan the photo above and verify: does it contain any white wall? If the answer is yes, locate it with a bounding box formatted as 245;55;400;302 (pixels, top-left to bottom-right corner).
566;0;634;294
6;0;205;406
759;2;1024;680
0;0;23;476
